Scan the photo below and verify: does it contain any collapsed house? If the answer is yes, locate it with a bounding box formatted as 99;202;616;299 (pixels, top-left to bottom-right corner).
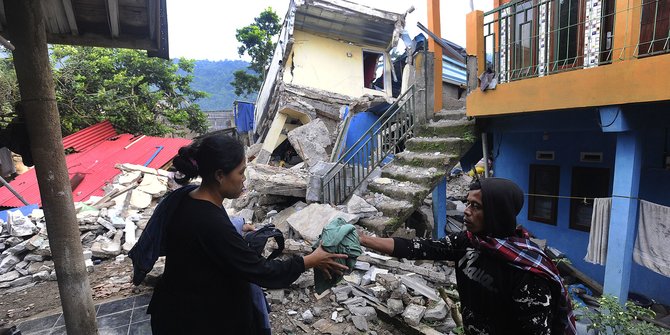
252;0;408;165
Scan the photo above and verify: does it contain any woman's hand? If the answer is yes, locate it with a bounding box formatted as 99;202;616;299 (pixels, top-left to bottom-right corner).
303;245;349;280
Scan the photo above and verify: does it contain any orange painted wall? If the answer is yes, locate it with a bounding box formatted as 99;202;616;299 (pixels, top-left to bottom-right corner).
466;53;670;116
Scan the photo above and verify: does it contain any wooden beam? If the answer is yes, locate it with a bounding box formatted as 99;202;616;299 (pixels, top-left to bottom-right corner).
147;0;156;39
105;0;119;38
61;0;78;35
0;0;6;27
6;0;98;333
47;32;156;50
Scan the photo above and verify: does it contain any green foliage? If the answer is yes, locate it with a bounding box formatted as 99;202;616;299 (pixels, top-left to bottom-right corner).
577;295;670;335
232;7;281;96
0;53;19;127
188;60;255;110
50;46;208;136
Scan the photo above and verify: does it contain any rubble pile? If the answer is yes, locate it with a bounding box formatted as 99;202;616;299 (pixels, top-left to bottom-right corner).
0;163;173;292
222;185;462;334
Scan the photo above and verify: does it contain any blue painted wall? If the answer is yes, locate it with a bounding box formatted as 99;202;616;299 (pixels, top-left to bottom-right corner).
490;124;670;305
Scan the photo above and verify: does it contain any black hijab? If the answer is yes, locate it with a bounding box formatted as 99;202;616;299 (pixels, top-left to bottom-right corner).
470;178;524;238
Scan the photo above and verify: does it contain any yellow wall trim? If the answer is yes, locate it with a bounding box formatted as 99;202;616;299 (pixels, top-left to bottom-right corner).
466;53;670;117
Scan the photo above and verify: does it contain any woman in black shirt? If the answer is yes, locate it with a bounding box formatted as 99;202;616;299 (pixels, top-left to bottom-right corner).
148;135;348;334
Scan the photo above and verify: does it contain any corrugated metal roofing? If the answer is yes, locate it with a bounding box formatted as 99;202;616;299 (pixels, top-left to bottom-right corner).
62;120;118;152
0;133;191;208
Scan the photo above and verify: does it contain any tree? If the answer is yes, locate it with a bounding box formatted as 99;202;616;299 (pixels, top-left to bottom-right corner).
0;53;20;127
51;46;208;136
231;8;281;96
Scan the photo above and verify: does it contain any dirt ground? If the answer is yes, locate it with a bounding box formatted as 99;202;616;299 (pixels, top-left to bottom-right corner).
0;259;151;329
0;259;403;334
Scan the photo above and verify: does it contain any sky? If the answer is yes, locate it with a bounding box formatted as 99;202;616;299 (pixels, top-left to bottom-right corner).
166;0;493;61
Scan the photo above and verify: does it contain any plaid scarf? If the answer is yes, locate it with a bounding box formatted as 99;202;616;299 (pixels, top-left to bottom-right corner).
466;228;577;335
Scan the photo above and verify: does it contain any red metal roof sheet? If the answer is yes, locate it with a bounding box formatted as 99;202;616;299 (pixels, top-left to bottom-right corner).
0;134;191;207
62;120;118;152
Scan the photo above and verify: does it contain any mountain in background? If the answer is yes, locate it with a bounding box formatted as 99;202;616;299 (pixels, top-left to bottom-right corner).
188;59;257;111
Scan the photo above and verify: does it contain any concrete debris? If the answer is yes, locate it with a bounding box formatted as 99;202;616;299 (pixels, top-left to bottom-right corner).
247;163;308;198
287;118;332;168
402;304;426;327
424;301;448;322
7;210;37;237
306;161;337;202
286;203;358;243
346;194;378;217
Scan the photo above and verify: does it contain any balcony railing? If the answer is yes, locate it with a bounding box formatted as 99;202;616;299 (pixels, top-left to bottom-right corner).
482;0;669;83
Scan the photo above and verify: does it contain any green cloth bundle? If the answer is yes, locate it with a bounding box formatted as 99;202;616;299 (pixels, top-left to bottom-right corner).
312;217;362;294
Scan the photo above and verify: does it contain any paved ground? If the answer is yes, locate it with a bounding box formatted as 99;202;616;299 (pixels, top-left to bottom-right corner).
17;293;151;335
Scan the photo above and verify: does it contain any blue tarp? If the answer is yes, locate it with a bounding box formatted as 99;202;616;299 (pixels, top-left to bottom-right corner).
0;203;38;222
234;102;255;133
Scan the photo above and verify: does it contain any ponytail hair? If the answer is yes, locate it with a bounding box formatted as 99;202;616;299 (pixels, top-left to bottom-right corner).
172;135;245;185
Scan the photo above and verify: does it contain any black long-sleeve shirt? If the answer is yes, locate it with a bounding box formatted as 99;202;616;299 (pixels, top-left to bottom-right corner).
148;196;305;334
392;232;553;335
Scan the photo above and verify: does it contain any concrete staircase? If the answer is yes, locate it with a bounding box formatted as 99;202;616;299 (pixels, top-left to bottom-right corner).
357;101;475;236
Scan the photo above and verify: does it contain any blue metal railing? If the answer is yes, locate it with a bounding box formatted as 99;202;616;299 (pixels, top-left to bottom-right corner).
321;85;417;204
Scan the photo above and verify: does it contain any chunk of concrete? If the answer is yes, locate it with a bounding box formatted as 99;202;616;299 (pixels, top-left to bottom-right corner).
301;309;314;324
286;204;358;243
376;273;401;291
117;171;141;185
137;173;168;197
33;270;50;281
351;315;368;331
348;306;377;322
129;189;153;209
402;304;426;327
287;118;332;168
7;210;36;237
268;206;296;237
122;219;137;252
346;194;378;216
0;255;20;274
306;161;339;202
400;274;440;302
424;301;448;321
387;298;404;316
247;164;308;198
0;270;19;282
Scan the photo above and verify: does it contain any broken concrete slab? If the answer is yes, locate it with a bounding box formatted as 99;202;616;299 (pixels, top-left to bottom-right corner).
7;211;36;237
306;161;338;202
247;164;308;198
268;206;296;237
287;118;332;167
0;270;19;282
346;194;378;217
129;189;153;209
348;306;377;322
351;315;368;331
423;301;448;322
286;203;358;243
137;173;168;197
402;304;426;327
400;275;440;302
387;298;404;316
0;255;20;274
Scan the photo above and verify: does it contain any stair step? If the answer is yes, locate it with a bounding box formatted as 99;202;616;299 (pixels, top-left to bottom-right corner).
368;178;430;204
442;97;466;110
433;109;466;121
368;192;415;219
381;163;445;186
405;137;469;154
417;119;475;138
357;216;403;237
395;151;459;169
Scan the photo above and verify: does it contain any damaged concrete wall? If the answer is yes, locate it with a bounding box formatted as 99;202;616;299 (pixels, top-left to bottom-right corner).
284;30;391;98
